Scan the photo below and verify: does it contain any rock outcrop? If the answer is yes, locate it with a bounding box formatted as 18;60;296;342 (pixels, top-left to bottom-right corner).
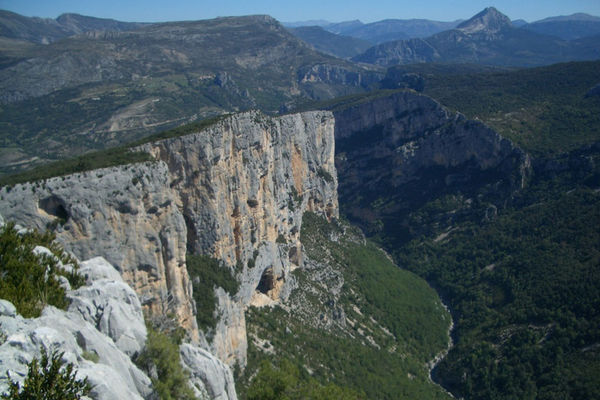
0;110;338;368
180;344;237;400
69;257;148;357
0;249;238;400
298;64;382;88
0;255;153;400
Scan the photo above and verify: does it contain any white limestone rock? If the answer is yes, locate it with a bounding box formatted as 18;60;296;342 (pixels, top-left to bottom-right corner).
68;256;147;357
180;343;238;400
0;300;16;318
79;256;123;283
0;302;152;400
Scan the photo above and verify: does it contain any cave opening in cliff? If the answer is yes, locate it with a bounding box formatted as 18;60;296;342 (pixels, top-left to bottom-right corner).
38;196;70;224
257;267;275;294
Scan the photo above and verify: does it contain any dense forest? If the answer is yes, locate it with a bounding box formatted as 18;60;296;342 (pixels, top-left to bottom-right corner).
379;142;600;398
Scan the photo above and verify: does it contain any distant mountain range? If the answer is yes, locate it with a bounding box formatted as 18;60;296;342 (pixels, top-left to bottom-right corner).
328;18;463;44
286;11;600;42
352;7;600;67
521;13;600;40
285;18;462;44
0;10;147;44
285;9;600;60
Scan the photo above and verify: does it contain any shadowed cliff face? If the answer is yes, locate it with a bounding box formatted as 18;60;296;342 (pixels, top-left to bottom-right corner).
0;110;338;367
333;90;530;242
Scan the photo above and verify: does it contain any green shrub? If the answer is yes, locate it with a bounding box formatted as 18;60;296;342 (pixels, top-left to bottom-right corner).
81;350;99;363
0;222;85;317
135;325;197;400
186;254;239;331
247;360;362;400
316;168;334;184
1;347;91;400
275;234;287;244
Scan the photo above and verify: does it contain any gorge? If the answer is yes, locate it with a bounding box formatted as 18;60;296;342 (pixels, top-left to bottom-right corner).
0;6;599;400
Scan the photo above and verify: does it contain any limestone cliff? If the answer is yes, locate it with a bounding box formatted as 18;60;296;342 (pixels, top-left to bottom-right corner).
137;110;338;365
0;110;338;368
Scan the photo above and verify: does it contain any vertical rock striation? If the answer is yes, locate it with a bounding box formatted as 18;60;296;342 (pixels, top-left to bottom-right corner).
137;110;338;365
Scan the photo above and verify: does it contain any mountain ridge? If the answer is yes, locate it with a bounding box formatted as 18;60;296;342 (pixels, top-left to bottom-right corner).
352;7;600;66
0;10;147;44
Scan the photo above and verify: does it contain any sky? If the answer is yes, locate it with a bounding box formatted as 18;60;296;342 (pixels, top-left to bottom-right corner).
1;0;600;24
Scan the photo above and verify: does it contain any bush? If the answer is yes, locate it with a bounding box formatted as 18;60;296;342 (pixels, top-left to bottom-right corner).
1;347;91;400
186;254;239;331
0;222;85;317
134;325;197;400
316;168;334;184
247;360;362;400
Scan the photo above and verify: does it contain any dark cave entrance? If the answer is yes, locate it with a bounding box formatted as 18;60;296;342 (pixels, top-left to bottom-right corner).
39;196;70;223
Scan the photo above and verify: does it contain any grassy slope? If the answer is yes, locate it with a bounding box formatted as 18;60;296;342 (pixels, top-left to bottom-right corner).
240;212;451;399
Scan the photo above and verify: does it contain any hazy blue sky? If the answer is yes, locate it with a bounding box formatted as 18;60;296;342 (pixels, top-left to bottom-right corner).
1;0;600;23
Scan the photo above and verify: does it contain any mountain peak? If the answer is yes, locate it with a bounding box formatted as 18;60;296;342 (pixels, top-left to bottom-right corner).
457;7;512;34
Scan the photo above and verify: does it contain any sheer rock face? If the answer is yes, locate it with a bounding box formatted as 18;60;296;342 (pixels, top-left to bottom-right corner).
0;110;338;367
137;110;338;365
334;90;530;188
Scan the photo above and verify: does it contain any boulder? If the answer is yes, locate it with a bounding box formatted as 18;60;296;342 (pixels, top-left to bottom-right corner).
69;257;147;357
0;303;152;400
180;343;238;400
